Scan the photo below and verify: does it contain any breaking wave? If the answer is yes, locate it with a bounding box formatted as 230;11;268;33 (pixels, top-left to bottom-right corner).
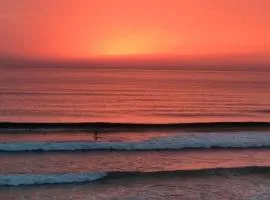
0;132;270;151
1;166;270;186
0;172;107;186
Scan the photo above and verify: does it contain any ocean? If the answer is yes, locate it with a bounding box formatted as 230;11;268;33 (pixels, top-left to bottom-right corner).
0;65;270;199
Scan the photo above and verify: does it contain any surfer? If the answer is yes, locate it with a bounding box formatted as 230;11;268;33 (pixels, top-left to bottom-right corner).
93;129;100;141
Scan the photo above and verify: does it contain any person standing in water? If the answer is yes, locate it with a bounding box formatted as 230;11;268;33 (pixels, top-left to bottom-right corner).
93;129;100;141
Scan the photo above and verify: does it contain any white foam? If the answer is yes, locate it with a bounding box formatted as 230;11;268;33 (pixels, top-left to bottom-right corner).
0;132;269;151
0;172;107;186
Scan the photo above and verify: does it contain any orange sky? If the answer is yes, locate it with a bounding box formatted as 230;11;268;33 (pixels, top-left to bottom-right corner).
1;0;270;63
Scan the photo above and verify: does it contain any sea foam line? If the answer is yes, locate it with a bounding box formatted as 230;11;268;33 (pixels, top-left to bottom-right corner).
0;132;270;151
1;166;270;186
0;172;107;186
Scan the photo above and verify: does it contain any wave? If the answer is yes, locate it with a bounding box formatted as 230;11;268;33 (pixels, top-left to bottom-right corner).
0;172;107;186
0;132;270;151
1;166;270;186
0;122;270;133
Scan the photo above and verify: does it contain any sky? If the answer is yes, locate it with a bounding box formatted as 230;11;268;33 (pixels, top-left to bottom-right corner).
1;0;270;64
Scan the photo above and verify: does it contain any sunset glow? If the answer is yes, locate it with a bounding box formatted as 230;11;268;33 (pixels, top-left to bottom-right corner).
1;0;270;63
97;34;156;56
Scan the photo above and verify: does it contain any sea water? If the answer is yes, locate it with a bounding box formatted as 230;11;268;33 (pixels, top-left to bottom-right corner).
0;65;270;199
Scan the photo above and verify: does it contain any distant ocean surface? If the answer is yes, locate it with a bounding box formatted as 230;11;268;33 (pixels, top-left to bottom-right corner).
1;65;270;123
0;65;270;200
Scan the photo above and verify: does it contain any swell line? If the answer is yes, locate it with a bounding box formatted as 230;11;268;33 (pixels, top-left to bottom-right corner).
0;122;270;132
106;166;270;179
